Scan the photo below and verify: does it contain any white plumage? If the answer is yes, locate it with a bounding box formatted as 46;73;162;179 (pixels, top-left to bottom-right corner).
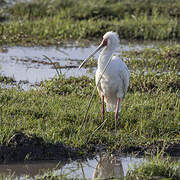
79;31;130;130
96;32;130;112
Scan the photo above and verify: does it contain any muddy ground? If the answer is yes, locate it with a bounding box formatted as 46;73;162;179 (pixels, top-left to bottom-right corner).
0;132;179;163
0;132;83;163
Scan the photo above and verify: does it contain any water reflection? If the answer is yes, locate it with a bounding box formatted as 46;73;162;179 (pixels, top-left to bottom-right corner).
0;154;145;179
1;154;179;179
93;154;124;179
0;161;64;177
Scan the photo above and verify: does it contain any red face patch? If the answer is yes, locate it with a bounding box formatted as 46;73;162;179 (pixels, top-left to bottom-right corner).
102;39;108;46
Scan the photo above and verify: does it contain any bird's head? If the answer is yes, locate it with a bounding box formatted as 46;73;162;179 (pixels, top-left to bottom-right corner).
102;31;120;50
79;31;120;69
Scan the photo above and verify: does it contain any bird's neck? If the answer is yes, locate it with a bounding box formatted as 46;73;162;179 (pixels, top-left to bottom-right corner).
98;47;114;72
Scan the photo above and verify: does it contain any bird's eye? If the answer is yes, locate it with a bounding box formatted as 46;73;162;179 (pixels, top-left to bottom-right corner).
102;39;108;46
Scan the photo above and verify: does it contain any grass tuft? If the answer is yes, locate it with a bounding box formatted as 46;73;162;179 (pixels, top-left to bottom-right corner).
126;154;180;180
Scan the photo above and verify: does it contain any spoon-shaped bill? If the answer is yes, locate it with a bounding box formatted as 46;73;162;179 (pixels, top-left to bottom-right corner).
79;43;104;69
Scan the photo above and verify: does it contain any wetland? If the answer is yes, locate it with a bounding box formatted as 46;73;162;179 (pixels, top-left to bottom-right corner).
0;0;179;179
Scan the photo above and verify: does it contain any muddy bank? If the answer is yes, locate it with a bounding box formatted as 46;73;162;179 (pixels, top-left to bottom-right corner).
0;132;179;163
0;132;83;163
120;143;180;157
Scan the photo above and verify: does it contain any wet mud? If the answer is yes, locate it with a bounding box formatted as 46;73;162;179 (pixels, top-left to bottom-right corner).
0;132;179;164
120;143;180;157
0;132;82;163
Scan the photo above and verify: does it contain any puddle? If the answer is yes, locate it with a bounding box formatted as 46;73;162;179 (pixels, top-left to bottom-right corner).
60;155;145;179
0;154;145;179
1;153;179;179
0;43;151;88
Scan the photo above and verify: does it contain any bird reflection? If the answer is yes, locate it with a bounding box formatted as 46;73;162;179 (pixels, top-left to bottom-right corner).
93;153;124;179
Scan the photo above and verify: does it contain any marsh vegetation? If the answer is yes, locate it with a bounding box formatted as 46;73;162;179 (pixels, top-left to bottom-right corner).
1;0;180;45
0;0;179;179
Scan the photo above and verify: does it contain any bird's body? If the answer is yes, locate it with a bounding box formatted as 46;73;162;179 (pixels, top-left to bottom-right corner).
79;31;130;130
96;54;130;112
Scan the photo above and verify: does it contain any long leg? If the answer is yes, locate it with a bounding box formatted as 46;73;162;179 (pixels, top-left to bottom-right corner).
102;95;105;121
115;97;121;132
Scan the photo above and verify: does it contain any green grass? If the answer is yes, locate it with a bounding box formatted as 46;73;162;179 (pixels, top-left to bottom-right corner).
0;76;179;151
0;45;179;152
0;24;179;179
123;45;180;72
1;0;180;45
0;43;179;150
126;154;180;180
6;0;180;20
0;1;179;179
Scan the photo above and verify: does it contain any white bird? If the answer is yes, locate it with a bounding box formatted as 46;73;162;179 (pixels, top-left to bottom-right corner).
79;31;130;131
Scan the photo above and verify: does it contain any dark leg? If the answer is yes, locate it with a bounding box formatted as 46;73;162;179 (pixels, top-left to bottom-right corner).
102;95;105;121
115;97;121;132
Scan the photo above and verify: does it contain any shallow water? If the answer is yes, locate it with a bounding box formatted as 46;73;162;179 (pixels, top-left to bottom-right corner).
1;154;179;179
0;154;145;179
0;42;151;87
